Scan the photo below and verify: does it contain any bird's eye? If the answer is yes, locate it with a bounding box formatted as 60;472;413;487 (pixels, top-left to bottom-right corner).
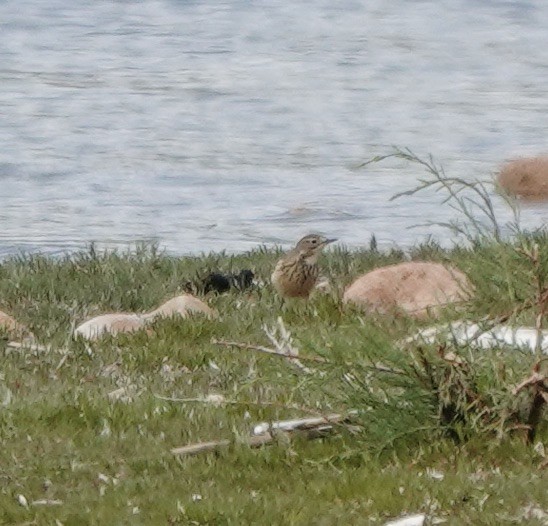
311;239;317;244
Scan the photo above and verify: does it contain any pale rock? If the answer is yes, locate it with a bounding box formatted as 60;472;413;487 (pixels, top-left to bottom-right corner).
497;156;548;200
74;294;216;340
74;313;146;341
343;262;471;318
143;294;217;321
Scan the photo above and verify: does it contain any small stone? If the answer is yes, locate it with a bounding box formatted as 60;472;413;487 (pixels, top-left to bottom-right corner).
497;156;548;200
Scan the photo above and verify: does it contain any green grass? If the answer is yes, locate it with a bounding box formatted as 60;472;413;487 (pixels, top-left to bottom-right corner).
0;238;546;525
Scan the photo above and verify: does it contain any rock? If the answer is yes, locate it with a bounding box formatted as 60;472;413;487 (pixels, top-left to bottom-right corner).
143;294;217;321
74;294;216;341
343;262;471;318
497;156;548;200
74;313;146;340
0;310;33;340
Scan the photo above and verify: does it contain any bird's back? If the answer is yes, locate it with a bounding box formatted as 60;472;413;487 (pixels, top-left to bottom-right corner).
271;252;319;298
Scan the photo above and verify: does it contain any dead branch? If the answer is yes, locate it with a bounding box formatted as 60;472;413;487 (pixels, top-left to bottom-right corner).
512;371;547;395
171;427;339;457
171;412;356;456
211;339;402;375
171;438;233;456
511;363;548;444
212;338;327;362
252;412;357;435
6;340;50;352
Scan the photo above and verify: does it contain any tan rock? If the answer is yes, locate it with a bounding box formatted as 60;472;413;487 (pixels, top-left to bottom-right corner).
343;261;471;318
497;156;548;200
143;294;217;321
0;310;33;340
74;294;216;341
74;313;146;341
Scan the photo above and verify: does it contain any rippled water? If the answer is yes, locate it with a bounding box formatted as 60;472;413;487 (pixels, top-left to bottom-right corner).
1;0;547;256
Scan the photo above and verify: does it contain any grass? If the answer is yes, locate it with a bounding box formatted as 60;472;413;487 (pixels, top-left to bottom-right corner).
0;235;546;525
1;149;546;524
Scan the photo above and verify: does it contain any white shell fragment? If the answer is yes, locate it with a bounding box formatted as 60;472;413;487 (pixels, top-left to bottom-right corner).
407;321;548;354
385;514;426;526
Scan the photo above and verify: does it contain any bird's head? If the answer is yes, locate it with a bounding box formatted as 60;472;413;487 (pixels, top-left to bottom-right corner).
294;234;336;261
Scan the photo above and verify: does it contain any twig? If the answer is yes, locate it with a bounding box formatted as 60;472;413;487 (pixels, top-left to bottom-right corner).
252;412;357;435
211;339;403;375
171;412;357;456
172;422;344;457
6;340;49;352
512;363;548;444
171;438;232;456
31;499;63;506
512;371;547;396
262;318;314;373
212;339;328;363
355;147;518;241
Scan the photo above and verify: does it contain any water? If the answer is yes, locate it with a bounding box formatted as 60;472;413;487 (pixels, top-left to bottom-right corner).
1;0;548;257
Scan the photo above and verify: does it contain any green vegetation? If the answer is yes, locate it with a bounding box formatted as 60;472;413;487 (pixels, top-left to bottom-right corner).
0;234;546;525
0;154;546;525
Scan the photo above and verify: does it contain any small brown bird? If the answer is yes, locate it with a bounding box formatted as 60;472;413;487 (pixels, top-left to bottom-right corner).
271;234;336;299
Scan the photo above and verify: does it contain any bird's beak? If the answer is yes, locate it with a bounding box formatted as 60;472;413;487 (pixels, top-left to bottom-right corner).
322;238;337;246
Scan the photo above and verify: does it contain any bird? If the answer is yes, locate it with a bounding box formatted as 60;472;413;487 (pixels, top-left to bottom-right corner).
201;270;255;294
184;270;255;295
271;234;336;299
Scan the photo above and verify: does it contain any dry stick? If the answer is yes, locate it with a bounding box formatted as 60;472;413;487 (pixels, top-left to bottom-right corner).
171;413;353;456
31;499;63;506
172;433;279;456
512;364;548;444
212;339;327;363
534;288;548;357
251;412;355;435
6;340;50;352
172;438;232;456
211;339;402;375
